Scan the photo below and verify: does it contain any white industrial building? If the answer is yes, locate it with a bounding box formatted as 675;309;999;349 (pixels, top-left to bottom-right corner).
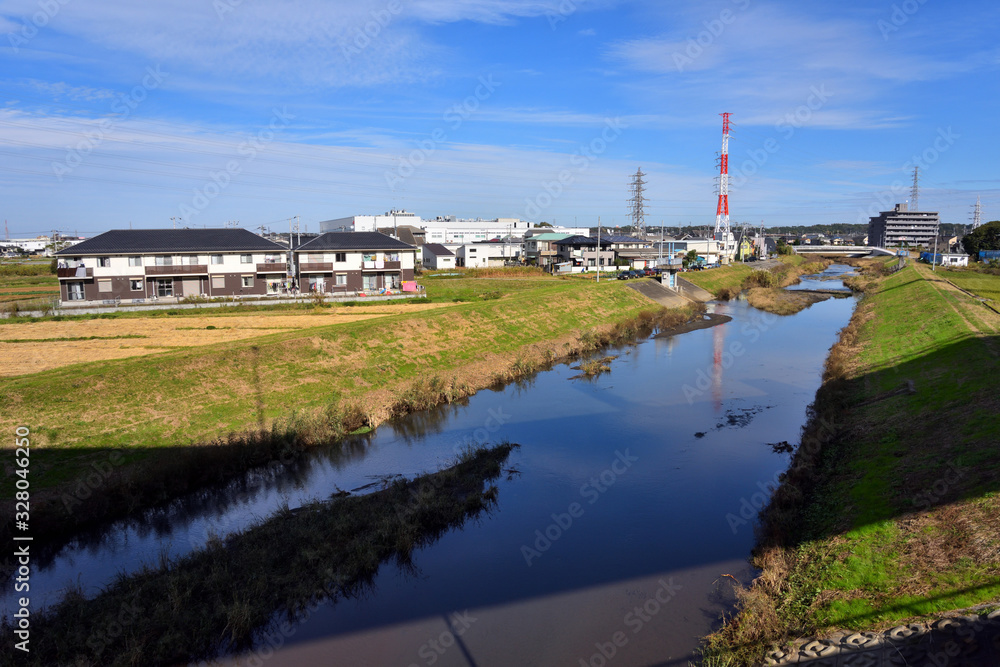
457;242;519;268
319;210;588;247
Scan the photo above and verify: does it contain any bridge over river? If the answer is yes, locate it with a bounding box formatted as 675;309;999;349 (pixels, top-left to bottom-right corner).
793;245;896;257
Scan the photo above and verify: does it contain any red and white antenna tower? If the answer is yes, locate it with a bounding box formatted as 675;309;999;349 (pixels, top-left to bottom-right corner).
713;113;732;250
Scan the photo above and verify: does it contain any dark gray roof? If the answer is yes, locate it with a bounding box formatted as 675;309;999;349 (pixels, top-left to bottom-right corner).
296;232;416;252
56;229;286;255
423;243;455;257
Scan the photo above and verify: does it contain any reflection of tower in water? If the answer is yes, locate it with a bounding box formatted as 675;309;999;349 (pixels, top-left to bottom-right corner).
712;315;725;411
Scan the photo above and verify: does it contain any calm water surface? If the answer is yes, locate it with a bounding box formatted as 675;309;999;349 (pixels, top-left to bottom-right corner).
3;267;859;666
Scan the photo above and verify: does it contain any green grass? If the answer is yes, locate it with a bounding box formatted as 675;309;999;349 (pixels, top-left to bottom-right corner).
940;268;1000;301
1;276;667;538
704;263;1000;662
683;263;755;295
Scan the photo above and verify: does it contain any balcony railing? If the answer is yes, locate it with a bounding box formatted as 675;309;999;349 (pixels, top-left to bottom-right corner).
362;260;401;271
146;264;208;275
299;262;333;272
256;262;287;273
57;267;93;278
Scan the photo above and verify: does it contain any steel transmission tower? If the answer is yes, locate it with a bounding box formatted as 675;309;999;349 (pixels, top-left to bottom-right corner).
971;195;982;229
910;166;919;211
628;168;648;236
713;113;732;253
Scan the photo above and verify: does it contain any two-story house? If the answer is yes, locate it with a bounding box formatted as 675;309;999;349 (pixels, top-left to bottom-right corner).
294;232;417;293
54;228;288;304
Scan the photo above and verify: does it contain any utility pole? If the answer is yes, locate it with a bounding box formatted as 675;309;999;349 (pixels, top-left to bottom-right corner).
170;216;181;229
910;166;920;212
597;216;601;283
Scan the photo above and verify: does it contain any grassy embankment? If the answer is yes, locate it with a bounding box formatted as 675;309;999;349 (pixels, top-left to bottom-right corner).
1;442;517;667
0;273;704;542
0;262;59;311
702;262;1000;664
683;255;835;314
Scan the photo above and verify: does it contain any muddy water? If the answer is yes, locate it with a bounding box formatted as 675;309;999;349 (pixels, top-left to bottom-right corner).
3;268;858;666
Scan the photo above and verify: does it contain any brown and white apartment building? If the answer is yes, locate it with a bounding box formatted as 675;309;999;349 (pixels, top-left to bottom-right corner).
293;232;417;293
54;228;289;304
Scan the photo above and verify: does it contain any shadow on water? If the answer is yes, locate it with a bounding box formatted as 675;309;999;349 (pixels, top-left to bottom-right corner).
5;444;516;666
1;274;870;665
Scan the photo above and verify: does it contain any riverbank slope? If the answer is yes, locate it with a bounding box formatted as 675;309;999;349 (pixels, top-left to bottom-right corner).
1;275;702;543
703;262;1000;663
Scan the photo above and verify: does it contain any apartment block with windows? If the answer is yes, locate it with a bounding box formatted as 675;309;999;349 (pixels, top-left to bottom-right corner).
54;229;288;304
293;232;417;293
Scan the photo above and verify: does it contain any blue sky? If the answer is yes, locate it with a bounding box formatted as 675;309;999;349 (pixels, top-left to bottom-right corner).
1;0;997;236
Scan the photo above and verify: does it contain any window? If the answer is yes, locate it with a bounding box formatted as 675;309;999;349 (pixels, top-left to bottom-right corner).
98;279;112;292
67;282;84;300
362;274;376;290
335;274;347;286
240;254;252;263
97;257;111;267
156;279;173;297
130;279;143;291
211;254;223;265
155;256;173;266
211;275;225;290
308;253;324;263
335;252;346;263
182;255;198;265
242;276;254;288
128;256;142;267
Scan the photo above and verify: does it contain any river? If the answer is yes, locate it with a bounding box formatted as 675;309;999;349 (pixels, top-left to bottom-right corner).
3;266;859;666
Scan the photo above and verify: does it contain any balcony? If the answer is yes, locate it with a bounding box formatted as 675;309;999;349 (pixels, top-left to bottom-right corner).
362;260;401;271
256;262;287;273
147;264;208;276
299;262;333;273
57;267;93;278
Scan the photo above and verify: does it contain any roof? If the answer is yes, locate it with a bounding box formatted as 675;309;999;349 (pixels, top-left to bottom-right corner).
600;234;646;244
423;243;455;257
552;235;599;247
296;232;416;252
528;233;571;242
55;228;285;255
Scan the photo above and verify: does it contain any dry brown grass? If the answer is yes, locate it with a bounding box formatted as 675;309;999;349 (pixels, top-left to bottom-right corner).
745;288;830;315
0;304;454;376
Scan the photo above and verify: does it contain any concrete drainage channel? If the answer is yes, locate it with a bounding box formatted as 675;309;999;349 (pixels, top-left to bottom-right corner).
763;609;1000;665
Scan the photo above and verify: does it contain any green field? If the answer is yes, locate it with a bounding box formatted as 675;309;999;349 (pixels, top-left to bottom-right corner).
941;268;1000;302
705;262;1000;662
1;274;681;538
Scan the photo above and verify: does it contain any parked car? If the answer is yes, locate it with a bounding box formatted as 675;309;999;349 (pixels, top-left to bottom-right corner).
617;271;631;280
